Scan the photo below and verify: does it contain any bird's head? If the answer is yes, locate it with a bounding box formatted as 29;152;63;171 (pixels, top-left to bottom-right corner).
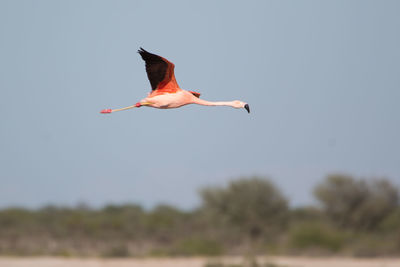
233;100;250;113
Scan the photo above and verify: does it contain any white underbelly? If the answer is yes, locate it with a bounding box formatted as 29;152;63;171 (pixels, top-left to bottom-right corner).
146;91;190;109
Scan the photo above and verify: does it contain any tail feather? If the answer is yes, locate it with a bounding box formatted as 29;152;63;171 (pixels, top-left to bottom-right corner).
189;91;201;98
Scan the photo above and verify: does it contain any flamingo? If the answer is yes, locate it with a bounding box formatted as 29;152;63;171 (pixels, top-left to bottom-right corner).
100;48;250;114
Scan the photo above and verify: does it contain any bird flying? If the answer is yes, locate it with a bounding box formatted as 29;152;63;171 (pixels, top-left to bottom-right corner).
100;48;250;114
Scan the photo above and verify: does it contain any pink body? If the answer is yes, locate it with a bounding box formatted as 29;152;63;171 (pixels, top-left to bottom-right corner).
139;89;247;110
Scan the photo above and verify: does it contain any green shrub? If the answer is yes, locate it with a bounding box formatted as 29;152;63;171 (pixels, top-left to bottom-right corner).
200;177;289;240
379;208;400;232
314;175;399;230
101;244;130;258
289;223;345;252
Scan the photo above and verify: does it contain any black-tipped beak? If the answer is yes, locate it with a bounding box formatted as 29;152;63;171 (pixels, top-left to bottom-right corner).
244;104;250;113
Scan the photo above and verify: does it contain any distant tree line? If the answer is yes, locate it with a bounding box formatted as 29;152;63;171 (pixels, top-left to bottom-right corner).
0;174;399;257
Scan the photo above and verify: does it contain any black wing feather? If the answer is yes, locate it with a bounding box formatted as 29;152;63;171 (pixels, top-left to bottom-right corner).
138;47;168;90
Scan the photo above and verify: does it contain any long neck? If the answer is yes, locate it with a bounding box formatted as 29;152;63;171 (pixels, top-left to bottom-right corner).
192;98;236;107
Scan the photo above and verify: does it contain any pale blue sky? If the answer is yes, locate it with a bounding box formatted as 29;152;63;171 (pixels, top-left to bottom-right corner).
1;0;399;209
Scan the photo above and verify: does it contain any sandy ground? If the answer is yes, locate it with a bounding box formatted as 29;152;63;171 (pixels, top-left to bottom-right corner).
0;256;400;267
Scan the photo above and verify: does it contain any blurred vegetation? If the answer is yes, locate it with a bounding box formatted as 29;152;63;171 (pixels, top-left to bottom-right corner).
0;175;399;257
314;174;399;230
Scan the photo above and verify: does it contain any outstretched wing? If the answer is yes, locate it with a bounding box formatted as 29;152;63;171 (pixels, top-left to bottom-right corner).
138;48;179;91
